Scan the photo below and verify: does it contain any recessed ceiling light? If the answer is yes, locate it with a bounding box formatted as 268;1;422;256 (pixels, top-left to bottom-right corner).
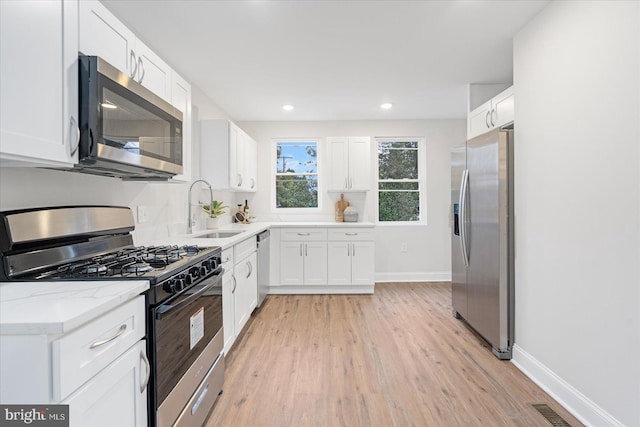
101;102;117;109
380;103;393;110
282;104;295;111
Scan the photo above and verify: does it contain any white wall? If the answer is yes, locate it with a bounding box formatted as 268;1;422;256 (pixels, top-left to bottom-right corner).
0;85;233;244
512;2;639;426
238;119;466;281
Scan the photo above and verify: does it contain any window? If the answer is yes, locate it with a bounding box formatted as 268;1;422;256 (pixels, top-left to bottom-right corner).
274;140;319;209
376;138;426;223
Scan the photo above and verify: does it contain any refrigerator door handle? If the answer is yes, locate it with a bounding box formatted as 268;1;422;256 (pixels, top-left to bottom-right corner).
459;169;470;267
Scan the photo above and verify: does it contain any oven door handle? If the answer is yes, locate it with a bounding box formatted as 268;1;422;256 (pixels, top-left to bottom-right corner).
155;270;223;319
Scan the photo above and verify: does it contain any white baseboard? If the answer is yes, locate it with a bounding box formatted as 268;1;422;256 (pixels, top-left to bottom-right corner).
375;271;451;282
269;284;374;295
511;344;624;427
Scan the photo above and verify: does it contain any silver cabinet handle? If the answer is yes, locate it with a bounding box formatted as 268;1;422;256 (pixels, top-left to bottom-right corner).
490;108;496;126
129;50;137;78
347;244;350;257
251;178;255;189
237;174;243;187
344;178;348;189
232;274;237;293
352;243;356;257
224;256;231;262
90;324;127;349
299;243;303;257
304;243;308;257
246;261;252;278
485;110;491;128
350;178;353;189
140;348;150;393
137;57;145;83
69;116;80;157
345;232;358;236
297;232;311;236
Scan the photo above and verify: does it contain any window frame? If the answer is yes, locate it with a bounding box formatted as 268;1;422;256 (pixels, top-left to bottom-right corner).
375;137;427;226
271;138;322;212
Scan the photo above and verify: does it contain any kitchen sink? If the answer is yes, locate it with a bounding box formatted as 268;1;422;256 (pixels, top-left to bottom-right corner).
194;231;243;239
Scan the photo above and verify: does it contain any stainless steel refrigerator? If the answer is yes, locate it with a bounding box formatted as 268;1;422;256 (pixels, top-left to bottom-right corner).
451;127;514;359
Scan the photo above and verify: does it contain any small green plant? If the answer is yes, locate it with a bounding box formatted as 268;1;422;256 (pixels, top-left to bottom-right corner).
201;200;228;218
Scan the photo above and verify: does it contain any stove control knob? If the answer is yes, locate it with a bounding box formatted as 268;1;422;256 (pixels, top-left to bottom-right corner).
189;266;200;279
163;280;178;293
208;258;219;270
199;266;207;277
182;274;192;286
179;278;190;290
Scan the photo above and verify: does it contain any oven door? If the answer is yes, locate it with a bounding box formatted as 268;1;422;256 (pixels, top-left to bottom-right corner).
78;55;183;179
153;270;223;408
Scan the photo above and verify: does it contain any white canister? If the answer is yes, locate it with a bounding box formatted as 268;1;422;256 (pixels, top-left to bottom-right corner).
343;207;359;222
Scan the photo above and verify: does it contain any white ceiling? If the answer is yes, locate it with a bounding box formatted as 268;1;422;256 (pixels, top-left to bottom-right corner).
103;0;549;121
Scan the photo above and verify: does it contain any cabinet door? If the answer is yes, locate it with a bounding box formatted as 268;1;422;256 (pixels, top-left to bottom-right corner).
347;137;371;190
170;72;192;182
0;0;76;167
244;135;258;192
327;137;349;191
492;86;514;128
229;124;243;190
222;271;235;355
280;242;304;285
303;242;328;285
63;340;148;427
327;242;351;285
351;241;375;285
468;99;492;139
135;39;172;101
79;0;135;77
234;255;256;333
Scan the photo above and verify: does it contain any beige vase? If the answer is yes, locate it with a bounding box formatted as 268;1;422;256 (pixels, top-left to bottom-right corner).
206;217;219;229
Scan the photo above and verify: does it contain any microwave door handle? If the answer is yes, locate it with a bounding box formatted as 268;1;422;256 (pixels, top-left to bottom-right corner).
155;272;222;319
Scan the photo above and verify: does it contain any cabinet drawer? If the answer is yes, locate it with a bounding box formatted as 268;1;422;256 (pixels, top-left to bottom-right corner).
281;228;327;242
52;296;146;401
234;236;257;263
221;247;234;268
328;228;374;241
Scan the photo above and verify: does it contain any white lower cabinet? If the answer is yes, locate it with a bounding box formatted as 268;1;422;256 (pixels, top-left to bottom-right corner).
327;229;375;286
275;226;374;293
0;294;148;427
222;237;258;354
63;340;148;427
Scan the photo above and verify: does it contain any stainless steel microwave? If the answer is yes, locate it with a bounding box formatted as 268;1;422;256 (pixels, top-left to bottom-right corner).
76;55;183;180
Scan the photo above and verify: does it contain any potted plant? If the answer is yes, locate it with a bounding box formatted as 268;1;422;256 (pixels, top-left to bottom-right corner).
201;200;228;228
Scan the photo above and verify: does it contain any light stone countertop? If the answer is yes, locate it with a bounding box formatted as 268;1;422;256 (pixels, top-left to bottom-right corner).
0;280;149;335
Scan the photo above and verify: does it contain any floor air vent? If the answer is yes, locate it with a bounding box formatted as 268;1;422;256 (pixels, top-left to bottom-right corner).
531;403;572;426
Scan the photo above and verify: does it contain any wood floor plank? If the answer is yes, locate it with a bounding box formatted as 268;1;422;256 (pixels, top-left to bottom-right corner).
204;283;583;427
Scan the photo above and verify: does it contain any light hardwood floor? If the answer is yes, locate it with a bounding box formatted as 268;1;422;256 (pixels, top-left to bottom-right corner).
205;283;582;426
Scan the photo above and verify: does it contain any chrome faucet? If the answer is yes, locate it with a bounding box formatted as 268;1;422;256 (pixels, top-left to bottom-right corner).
187;179;213;234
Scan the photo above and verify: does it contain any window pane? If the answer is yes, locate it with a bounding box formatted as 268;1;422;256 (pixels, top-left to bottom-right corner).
276;175;318;208
378;147;418;180
378;191;420;221
378;141;418;149
276;142;317;174
379;181;419;191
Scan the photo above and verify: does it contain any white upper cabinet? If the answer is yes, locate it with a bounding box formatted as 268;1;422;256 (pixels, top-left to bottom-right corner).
327;137;371;191
169;72;192;182
200;120;258;192
79;0;172;101
79;0;135;76
468;86;514;139
0;0;78;167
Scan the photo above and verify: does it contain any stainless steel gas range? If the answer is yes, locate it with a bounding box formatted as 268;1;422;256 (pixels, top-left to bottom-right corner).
0;206;224;427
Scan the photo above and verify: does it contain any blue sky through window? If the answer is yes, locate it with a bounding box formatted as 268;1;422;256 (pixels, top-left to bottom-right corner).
276;142;317;174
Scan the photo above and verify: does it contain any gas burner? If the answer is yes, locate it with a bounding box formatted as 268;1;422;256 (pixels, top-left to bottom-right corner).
121;260;154;275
